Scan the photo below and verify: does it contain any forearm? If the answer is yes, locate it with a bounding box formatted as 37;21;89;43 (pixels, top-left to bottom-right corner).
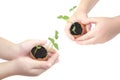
113;15;120;33
0;37;20;60
0;61;16;79
76;0;99;14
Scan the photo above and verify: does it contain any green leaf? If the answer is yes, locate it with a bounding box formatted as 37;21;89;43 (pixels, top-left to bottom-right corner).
57;15;69;21
57;15;63;19
72;26;77;34
63;15;69;21
55;30;59;39
48;37;54;44
34;45;41;56
69;6;77;12
53;43;59;50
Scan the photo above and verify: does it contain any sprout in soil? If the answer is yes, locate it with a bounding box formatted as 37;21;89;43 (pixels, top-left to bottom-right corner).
31;45;47;59
30;30;59;60
70;22;82;35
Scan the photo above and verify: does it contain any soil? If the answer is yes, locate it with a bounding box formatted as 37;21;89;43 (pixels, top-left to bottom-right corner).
31;45;47;59
70;22;82;35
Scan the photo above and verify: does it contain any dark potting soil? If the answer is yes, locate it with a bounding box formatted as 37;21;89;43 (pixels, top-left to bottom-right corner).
31;45;47;59
70;22;82;35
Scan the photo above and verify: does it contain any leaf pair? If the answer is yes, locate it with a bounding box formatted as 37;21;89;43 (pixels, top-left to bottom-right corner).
57;5;77;21
57;15;69;21
48;30;59;50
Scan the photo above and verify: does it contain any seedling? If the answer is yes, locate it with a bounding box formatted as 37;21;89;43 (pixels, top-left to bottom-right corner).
70;22;87;38
31;45;47;59
30;30;59;61
70;22;82;35
57;15;69;21
57;5;77;21
69;5;77;12
48;30;59;50
57;5;87;38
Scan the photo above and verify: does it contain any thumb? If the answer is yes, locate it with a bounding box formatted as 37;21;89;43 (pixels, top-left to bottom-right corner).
81;17;98;24
19;40;47;51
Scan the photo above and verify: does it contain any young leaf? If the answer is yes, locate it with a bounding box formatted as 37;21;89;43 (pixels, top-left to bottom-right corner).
55;30;59;39
69;5;77;12
53;43;59;50
57;15;69;21
48;37;54;44
57;15;63;19
63;15;69;21
72;26;77;34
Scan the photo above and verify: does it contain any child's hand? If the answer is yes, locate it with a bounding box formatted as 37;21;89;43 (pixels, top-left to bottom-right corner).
0;52;59;79
65;12;90;40
75;17;120;44
13;52;59;76
17;39;46;56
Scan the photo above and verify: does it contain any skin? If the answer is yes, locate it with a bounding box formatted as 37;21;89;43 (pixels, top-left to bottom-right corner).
76;16;120;44
65;0;99;40
0;37;59;79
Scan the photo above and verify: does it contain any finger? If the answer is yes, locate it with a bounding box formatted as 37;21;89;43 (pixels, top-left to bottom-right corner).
48;47;56;53
65;22;75;40
75;31;94;41
81;17;98;24
76;38;96;45
31;60;50;69
25;40;47;47
30;69;45;76
20;40;47;50
47;53;59;67
86;24;91;32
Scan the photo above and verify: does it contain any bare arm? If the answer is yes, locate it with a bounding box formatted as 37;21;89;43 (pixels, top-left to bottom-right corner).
0;37;20;60
0;61;16;79
76;0;99;14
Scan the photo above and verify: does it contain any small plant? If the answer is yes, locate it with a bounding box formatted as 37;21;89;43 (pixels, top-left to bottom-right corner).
48;30;59;50
30;45;48;61
30;30;59;61
57;5;87;38
57;5;77;21
69;5;77;12
57;15;69;21
70;22;82;35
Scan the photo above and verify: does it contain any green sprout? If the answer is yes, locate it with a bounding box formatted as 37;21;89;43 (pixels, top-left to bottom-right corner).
57;5;77;21
48;30;59;50
57;15;69;21
34;45;41;56
72;26;77;34
55;30;59;39
69;5;77;12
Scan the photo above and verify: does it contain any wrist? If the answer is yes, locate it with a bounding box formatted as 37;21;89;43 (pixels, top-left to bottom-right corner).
0;61;17;79
112;16;120;33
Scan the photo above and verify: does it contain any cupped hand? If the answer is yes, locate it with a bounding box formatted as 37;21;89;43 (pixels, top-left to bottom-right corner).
16;40;47;58
65;12;91;40
11;51;59;76
75;17;120;45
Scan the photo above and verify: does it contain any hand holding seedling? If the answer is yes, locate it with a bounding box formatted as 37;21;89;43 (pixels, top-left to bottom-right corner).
30;30;59;61
57;5;90;40
0;38;59;79
0;52;59;79
75;17;120;44
58;0;99;41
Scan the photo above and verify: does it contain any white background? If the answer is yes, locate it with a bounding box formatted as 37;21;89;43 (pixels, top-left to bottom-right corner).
0;0;120;80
